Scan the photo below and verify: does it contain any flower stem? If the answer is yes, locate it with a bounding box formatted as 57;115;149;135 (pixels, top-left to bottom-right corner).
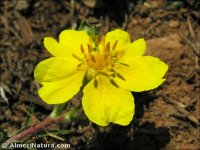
5;106;80;143
5;115;64;144
50;103;67;117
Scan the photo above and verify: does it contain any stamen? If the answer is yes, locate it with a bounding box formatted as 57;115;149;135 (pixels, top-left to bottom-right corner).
77;63;83;68
104;42;110;52
112;40;118;50
109;68;125;80
104;54;109;60
116;73;125;81
89;36;93;45
100;36;105;46
116;50;125;58
72;53;82;61
80;44;85;54
94;78;98;88
110;79;119;88
119;62;129;67
96;35;101;46
109;68;115;73
87;44;93;53
109;73;115;77
91;54;96;62
76;63;86;71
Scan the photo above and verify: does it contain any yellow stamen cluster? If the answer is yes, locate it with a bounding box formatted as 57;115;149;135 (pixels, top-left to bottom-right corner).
72;35;126;86
82;36;119;71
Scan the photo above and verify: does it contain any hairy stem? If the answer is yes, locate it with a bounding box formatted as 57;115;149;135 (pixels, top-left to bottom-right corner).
5;105;81;143
5;115;64;144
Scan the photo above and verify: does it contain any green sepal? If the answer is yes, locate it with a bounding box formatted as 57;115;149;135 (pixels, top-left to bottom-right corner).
50;103;67;118
78;21;99;42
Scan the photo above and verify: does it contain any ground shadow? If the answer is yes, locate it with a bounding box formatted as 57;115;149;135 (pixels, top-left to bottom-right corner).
87;92;170;150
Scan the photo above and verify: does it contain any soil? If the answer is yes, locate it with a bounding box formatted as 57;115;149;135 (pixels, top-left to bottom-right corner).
0;0;200;150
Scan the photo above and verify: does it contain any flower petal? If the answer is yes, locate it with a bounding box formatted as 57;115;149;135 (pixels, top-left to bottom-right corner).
122;38;146;58
115;56;168;92
59;30;90;58
82;75;134;126
105;29;130;50
44;30;89;58
38;70;85;104
34;57;81;84
44;37;60;56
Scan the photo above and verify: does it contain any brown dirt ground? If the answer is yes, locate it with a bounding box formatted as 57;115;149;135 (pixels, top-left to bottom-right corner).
0;0;200;150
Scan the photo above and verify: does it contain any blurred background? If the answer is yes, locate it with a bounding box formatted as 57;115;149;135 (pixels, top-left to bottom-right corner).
0;0;199;149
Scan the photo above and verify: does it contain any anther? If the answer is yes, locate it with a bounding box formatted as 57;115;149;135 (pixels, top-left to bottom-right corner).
94;78;98;88
80;44;85;54
112;40;118;50
110;79;119;88
100;36;105;46
89;36;94;45
104;54;109;60
119;62;129;67
109;68;115;73
104;42;110;52
96;35;101;46
91;54;96;62
109;73;115;77
116;50;125;58
76;63;85;71
87;44;93;53
77;63;83;68
72;53;82;61
116;73;125;81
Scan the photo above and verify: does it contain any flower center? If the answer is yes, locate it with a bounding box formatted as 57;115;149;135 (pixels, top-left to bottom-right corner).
72;36;127;85
72;36;118;72
84;38;113;71
86;52;111;70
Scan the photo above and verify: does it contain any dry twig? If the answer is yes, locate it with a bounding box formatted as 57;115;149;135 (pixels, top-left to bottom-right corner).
163;97;199;125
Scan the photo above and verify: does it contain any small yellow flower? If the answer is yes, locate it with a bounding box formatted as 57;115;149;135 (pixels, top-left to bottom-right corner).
34;29;168;126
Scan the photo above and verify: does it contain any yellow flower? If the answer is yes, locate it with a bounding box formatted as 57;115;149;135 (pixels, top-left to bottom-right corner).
34;29;168;126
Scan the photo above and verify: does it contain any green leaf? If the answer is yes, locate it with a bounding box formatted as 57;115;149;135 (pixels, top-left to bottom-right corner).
11;103;35;137
78;21;99;42
24;102;35;126
36;129;72;138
